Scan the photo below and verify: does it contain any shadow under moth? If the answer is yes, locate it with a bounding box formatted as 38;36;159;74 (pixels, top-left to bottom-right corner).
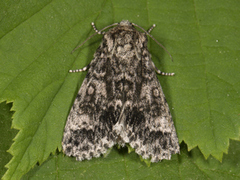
62;20;179;163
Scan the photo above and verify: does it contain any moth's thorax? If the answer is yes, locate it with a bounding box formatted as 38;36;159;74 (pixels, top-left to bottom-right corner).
103;27;148;65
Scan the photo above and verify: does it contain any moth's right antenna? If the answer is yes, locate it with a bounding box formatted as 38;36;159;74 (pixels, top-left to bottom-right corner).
132;23;173;62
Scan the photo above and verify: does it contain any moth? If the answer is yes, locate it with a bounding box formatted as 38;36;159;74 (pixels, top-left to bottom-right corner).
62;20;179;162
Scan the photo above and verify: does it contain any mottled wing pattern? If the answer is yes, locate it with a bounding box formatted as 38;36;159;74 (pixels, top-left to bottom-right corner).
62;43;120;160
124;54;180;162
108;24;179;162
63;21;179;162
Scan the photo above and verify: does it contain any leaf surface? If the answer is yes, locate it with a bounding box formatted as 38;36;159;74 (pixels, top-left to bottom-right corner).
0;0;239;179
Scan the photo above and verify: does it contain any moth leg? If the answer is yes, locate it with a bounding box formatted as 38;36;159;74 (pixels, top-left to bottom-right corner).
147;24;156;33
91;22;105;35
151;61;175;76
69;64;90;73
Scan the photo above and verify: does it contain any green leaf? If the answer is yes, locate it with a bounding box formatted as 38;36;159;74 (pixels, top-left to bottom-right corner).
0;0;239;179
22;141;240;179
0;102;17;178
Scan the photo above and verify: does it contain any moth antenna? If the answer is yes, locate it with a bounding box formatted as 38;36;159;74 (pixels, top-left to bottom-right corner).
71;32;98;54
71;22;119;54
132;23;173;62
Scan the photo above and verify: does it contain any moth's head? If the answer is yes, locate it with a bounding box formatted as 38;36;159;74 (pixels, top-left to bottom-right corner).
119;20;132;27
